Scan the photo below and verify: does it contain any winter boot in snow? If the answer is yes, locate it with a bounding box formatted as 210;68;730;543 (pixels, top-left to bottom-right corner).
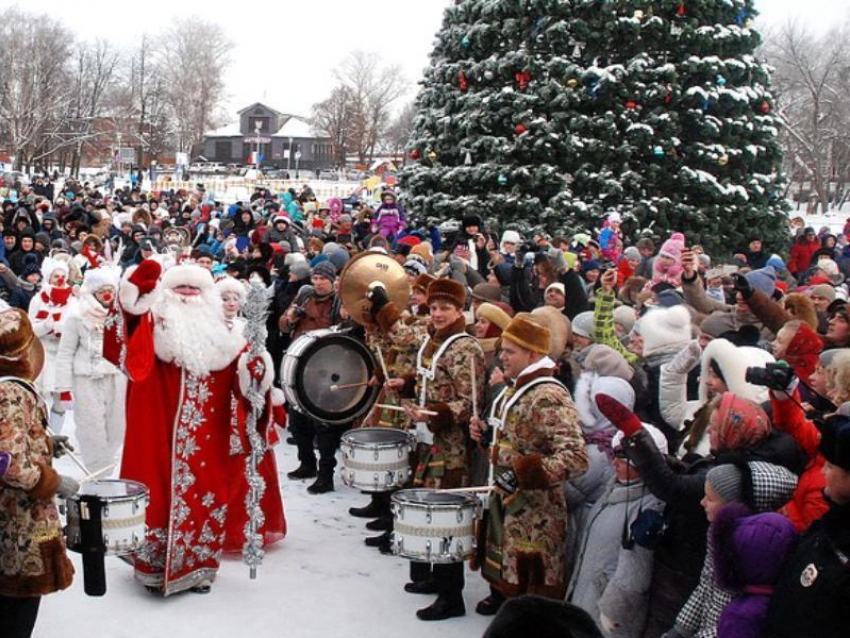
416;593;465;621
307;475;334;494
287;463;317;480
475;587;505;616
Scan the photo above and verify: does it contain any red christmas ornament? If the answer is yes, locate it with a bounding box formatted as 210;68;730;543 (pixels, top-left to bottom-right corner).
625;101;638;110
410;149;421;160
760;101;770;114
676;2;686;17
458;71;469;92
515;123;527;135
515;71;532;91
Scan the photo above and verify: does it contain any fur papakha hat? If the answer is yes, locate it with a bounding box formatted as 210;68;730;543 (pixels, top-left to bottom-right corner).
502;315;551;355
426;278;466;309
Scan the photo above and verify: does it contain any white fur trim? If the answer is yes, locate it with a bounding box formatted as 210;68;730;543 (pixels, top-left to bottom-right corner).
82;266;121;295
118;265;161;316
238;351;274;396
271;387;285;407
216;276;248;300
161;263;215;292
698;338;775;405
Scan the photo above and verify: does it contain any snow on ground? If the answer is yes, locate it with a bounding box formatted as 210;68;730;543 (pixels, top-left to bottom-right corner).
39;417;491;638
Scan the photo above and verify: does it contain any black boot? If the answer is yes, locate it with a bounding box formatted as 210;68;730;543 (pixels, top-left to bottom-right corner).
348;494;388;519
404;580;439;594
364;530;391;548
287;463;317;480
475;588;505;616
307;475;334;494
416;593;465;621
365;517;391;531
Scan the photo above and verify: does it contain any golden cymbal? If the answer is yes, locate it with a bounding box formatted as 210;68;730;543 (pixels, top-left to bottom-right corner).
339;251;410;326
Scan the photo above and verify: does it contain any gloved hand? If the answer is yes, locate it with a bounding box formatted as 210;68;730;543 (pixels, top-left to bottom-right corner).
494;468;518;495
246;356;267;381
665;340;702;376
0;451;10;477
59;391;74;410
732;273;754;300
595;393;643;438
56;475;81;499
367;284;390;317
128;259;163;295
51;434;74;459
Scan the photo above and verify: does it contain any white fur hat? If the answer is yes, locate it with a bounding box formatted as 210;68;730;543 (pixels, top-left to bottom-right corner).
40;257;69;282
698;338;775;405
215;276;247;301
81;266;120;294
161;263;214;292
640;305;692;356
501;230;521;247
613;422;668;455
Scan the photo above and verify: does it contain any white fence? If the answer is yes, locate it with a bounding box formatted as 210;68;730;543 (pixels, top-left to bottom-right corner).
143;178;366;205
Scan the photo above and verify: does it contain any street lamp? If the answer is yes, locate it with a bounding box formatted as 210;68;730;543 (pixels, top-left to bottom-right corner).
254;122;262;169
287;137;293;174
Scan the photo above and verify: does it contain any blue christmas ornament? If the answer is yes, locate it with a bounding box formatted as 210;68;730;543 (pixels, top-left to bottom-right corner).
497;175;508;186
735;9;748;26
702;100;711;113
461;36;471;48
653;146;664;157
717;75;727;86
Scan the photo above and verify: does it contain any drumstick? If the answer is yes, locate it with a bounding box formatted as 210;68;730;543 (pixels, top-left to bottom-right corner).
330;381;369;391
438;486;494;494
470;359;478;419
81;464;115;482
375;347;391;381
47;427;92;477
375;403;438;416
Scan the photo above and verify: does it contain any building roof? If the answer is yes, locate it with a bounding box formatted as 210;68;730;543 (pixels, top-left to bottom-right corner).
237;102;284;117
277;116;316;138
205;122;243;138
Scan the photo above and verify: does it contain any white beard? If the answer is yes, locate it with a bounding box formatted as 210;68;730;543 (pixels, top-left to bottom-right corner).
152;288;246;377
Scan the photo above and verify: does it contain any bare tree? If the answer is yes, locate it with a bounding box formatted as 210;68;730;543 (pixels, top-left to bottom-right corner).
763;19;850;213
158;19;233;153
381;101;416;156
312;86;361;166
333;51;408;162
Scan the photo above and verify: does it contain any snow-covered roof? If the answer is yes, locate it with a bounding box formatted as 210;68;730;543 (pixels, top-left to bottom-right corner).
277;117;316;139
205;122;242;137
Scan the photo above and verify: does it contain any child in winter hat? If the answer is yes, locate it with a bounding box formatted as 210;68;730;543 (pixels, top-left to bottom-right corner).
649;232;685;288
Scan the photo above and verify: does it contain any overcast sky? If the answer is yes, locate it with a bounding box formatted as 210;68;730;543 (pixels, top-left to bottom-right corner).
17;0;850;122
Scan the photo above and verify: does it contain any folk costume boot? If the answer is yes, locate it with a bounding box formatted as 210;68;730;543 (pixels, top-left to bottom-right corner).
416;593;466;621
349;493;386;519
475;587;505;616
365;516;392;531
287;463;317;480
405;561;438;594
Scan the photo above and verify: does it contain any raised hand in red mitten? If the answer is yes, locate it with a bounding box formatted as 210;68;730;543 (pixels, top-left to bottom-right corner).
128;260;162;295
595;393;643;437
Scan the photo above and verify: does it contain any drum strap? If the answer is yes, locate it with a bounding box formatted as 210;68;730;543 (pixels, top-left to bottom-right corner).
485;377;567;496
415;333;480;445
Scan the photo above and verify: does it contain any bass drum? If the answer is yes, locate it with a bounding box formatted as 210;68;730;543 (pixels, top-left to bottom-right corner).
280;328;379;425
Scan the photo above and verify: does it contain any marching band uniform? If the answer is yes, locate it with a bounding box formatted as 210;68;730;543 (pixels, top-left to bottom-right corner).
372;278;486;621
478;317;588;615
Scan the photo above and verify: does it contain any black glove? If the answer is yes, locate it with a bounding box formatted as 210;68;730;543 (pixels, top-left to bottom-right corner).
733;273;754;300
51;435;74;459
368;285;391;318
495;468;518;495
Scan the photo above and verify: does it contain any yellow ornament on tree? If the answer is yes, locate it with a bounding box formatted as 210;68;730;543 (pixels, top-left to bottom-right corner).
718;154;729;166
633;9;644;20
427;150;438;162
567;78;579;88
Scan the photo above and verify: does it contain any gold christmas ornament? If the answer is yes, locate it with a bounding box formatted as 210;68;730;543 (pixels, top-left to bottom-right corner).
427;150;438;162
718;154;729;166
633;9;644;20
567;78;579;88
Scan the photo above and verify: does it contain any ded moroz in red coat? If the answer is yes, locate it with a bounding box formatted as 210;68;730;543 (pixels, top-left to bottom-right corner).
104;262;275;596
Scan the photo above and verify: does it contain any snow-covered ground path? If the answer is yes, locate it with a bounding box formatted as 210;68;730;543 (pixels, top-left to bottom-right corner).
39;418;491;638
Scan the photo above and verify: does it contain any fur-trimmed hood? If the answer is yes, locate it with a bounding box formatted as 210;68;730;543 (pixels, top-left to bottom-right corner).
698;338;775;405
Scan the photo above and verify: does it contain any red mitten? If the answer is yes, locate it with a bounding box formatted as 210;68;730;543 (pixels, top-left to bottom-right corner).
59;391;72;402
128;260;162;295
246;356;266;381
595;394;643;437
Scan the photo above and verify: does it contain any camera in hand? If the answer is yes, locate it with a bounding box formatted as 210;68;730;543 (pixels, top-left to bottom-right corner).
745;362;795;391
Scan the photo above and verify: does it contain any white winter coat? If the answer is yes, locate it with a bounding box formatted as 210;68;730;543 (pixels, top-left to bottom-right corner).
29;286;76;395
54;295;120;390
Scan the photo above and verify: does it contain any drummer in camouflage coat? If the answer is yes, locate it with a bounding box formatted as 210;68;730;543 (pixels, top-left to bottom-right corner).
351;274;436;547
470;315;588;617
370;277;485;622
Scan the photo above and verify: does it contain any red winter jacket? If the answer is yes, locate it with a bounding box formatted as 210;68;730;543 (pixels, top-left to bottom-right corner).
770;391;830;532
788;237;820;275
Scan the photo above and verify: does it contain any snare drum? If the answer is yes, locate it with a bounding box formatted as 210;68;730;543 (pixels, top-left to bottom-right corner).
391;489;480;563
341;427;416;492
65;479;148;556
280;328;379;425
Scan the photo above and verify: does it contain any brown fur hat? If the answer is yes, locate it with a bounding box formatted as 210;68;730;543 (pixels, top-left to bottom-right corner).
502;316;551;356
0;309;44;380
427;278;466;309
783;293;818;330
412;273;436;295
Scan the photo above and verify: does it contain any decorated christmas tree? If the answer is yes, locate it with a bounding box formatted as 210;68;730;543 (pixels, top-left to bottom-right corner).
402;0;788;254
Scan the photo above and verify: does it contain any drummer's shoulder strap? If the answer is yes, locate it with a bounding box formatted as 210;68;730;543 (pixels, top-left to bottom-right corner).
500;376;567;425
